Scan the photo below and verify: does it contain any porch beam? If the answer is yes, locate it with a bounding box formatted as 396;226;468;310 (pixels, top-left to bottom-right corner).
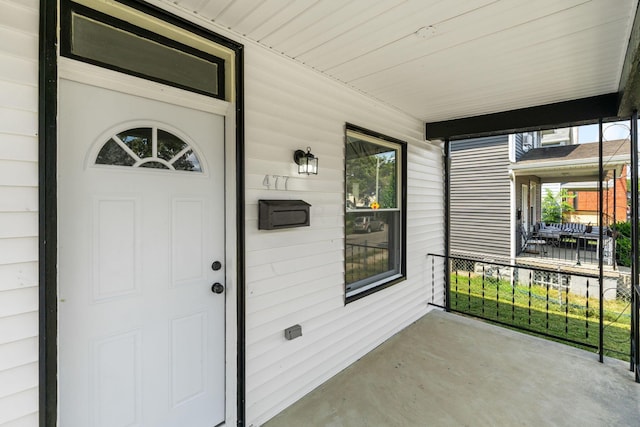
425;94;619;140
617;0;640;117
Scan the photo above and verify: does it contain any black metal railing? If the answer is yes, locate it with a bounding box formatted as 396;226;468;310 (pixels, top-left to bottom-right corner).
345;242;389;284
427;253;632;362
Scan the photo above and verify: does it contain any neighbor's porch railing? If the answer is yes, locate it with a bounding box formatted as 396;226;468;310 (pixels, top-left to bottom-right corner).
519;233;614;266
427;253;633;362
345;242;388;284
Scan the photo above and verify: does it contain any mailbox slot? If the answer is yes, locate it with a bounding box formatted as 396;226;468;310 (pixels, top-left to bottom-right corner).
259;199;311;230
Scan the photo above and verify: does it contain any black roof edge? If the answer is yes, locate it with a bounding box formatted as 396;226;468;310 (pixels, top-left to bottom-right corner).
425;93;620;141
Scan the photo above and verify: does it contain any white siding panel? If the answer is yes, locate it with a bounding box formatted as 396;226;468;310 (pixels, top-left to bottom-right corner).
0;338;38;372
0;312;38;347
0;288;38;318
0;238;37;265
0;2;39;425
0;263;37;292
0;364;37;399
0;213;37;239
0;27;37;62
243;43;443;426
0;413;38;427
0;54;38;87
0;108;37;137
0;1;38;34
0;135;37;163
0;388;37;426
0;187;37;213
0;81;38;111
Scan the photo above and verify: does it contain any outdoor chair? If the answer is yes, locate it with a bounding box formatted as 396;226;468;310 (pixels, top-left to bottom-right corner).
521;225;547;254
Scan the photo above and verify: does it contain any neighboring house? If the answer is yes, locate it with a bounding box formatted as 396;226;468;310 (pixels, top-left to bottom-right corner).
563;164;629;225
450;135;512;259
450;132;540;260
450;128;629;261
523;128;628;228
513;139;631;229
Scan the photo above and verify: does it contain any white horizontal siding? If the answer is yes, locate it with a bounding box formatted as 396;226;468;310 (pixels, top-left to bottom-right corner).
0;1;39;426
0;414;38;427
0;388;37;426
450;136;511;258
243;43;443;426
0;338;38;372
0;187;38;213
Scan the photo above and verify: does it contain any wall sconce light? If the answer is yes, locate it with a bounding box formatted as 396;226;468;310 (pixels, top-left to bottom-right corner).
293;147;318;175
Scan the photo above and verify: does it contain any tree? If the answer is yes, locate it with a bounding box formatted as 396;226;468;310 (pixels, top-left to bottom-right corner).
542;189;561;223
346;152;396;208
541;188;575;223
559;189;576;222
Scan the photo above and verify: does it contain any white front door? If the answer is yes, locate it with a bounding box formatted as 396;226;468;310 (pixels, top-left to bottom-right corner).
58;79;226;426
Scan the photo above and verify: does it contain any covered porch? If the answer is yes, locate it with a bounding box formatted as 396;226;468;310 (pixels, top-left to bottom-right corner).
513;138;631;269
265;310;639;426
5;1;638;425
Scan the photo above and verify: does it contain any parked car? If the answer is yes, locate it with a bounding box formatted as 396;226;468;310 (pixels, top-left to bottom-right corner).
353;216;384;233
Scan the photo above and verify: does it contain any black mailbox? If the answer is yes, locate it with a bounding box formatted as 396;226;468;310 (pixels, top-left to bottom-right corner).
259;199;311;230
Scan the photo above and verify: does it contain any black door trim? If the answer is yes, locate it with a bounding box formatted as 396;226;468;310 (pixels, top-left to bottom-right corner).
39;0;58;425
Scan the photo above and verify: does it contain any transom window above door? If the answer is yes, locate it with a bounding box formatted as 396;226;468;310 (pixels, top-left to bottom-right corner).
95;127;202;172
60;0;229;100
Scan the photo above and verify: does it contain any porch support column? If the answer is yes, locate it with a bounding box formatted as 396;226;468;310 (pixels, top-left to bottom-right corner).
598;120;604;363
444;138;451;312
631;110;639;381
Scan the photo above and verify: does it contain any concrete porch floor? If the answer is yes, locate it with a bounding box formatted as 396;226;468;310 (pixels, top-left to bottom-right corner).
264;310;639;427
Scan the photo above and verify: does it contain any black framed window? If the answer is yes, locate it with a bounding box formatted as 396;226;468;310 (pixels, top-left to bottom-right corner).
60;0;225;99
345;125;407;301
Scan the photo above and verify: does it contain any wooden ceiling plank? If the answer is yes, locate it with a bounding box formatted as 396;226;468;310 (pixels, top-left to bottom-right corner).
259;0;348;47
356;22;626;97
196;0;235;20
305;0;580;73
332;0;618;83
215;0;269;29
174;0;211;12
228;0;296;37
297;0;495;70
282;0;404;58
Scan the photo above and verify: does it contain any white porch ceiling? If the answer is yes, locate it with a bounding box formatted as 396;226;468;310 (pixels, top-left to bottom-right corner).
164;0;638;123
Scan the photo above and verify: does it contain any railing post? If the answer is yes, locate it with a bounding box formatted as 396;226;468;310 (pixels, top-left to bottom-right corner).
363;240;368;273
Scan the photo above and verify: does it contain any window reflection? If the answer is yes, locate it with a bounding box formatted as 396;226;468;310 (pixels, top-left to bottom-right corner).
94;127;202;173
117;128;152;159
96;138;136;166
345;129;404;297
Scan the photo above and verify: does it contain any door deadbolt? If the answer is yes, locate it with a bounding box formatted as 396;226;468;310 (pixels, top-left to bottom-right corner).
211;261;222;271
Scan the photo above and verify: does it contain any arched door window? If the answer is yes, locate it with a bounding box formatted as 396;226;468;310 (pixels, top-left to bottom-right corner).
95;127;202;172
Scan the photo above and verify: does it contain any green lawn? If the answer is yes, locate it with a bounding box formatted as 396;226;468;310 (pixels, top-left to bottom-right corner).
449;272;631;361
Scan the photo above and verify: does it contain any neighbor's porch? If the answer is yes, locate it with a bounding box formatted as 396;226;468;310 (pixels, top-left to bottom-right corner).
264;310;639;426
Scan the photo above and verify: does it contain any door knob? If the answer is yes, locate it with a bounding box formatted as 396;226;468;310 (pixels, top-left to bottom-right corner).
211;282;224;294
